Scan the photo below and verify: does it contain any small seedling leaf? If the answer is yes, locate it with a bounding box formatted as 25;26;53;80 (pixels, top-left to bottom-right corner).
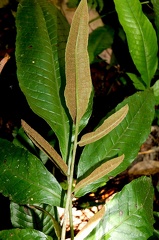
64;0;92;124
78;104;128;146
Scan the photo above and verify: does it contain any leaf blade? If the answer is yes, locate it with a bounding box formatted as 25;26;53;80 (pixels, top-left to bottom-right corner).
0;139;63;207
114;0;158;87
64;0;92;124
74;154;124;197
78;104;128;146
16;0;70;161
85;177;154;240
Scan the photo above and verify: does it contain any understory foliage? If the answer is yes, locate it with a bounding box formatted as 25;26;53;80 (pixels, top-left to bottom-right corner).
0;0;159;239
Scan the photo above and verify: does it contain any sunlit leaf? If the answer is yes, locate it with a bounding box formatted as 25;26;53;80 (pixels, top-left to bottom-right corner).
64;0;92;124
78;105;128;146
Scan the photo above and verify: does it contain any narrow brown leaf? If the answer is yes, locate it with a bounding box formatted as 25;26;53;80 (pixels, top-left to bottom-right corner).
21;120;68;176
75;206;105;240
78;104;129;146
74;155;124;194
0;53;10;73
64;0;92;124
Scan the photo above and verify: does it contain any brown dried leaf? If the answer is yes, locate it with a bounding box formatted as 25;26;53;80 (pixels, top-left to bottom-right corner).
74;154;124;194
78;104;129;146
75;206;105;240
0;53;10;73
64;0;92;124
21;120;68;176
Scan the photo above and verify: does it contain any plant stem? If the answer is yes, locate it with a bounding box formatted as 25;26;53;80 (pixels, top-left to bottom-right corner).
61;126;79;240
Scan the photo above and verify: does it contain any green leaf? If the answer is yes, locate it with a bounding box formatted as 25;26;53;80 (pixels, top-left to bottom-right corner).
10;202;60;239
78;104;128;146
88;26;114;63
126;72;146;90
152;80;159;105
0;139;63;207
64;0;92;124
15;0;70;161
77;89;155;182
0;229;52;240
74;155;124;197
151;0;159;41
114;0;158;87
84;177;154;240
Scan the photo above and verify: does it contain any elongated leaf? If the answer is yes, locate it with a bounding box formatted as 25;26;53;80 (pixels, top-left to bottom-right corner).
0;139;63;207
16;0;70;161
77;89;155;181
84;177;154;240
78;105;128;146
74;155;124;197
0;229;52;240
10;202;60;239
151;0;159;40
64;0;92;124
114;0;158;87
152;79;159;105
21;120;68;176
126;72;146;90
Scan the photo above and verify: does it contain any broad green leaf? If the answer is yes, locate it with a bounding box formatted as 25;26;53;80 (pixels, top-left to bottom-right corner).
10;202;60;239
0;138;63;207
126;72;146;90
74;154;124;197
0;229;52;240
88;26;114;63
64;0;92;124
84;177;154;240
21;120;68;176
77;89;155;181
78;104;128;146
151;0;159;41
16;0;70;161
152;80;159;105
114;0;158;87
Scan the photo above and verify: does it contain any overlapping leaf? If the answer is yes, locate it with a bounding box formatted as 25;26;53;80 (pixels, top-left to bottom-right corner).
0;229;52;240
16;0;70;161
10;202;60;239
74;155;124;197
82;177;154;240
64;0;92;124
78;104;128;146
0;139;63;207
114;0;158;87
77;89;155;182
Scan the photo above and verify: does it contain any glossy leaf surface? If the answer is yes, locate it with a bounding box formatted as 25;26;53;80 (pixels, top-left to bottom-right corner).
114;0;158;87
84;177;154;240
77;89;155;182
16;0;70;161
0;229;52;240
0;139;63;207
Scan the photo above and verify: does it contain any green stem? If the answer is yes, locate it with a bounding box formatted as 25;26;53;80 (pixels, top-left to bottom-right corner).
61;126;79;240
